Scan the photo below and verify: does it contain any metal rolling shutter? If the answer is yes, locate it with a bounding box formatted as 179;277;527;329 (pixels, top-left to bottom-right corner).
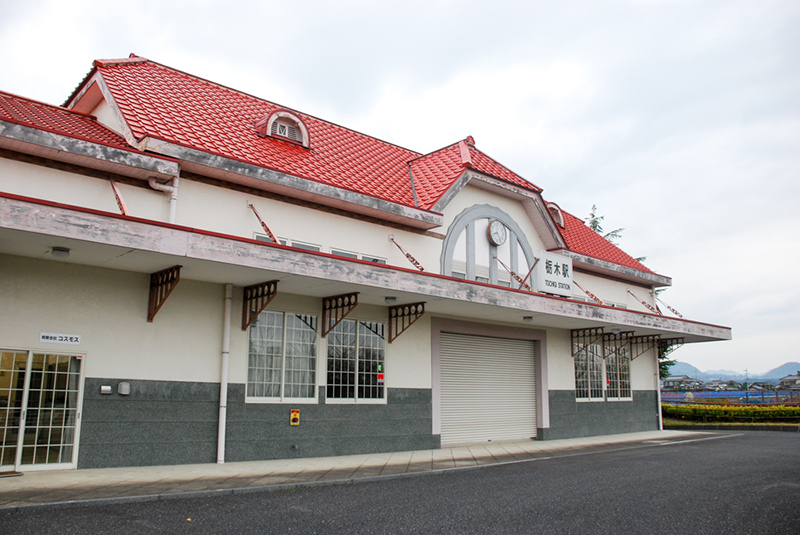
440;332;537;445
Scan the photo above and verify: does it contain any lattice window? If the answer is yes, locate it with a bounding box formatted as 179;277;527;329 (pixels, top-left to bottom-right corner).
573;329;605;401
247;311;317;401
326;320;385;402
604;333;633;401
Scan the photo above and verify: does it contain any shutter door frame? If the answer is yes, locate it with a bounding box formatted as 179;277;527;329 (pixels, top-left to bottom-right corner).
439;332;537;445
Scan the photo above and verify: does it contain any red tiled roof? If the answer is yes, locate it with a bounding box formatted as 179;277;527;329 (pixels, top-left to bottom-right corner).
88;57;421;207
409;139;541;208
81;57;542;212
0;90;133;150
560;211;653;273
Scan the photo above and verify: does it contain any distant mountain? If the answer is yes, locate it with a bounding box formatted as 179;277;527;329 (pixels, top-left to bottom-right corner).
670;362;703;378
705;369;745;380
761;362;800;380
669;361;800;382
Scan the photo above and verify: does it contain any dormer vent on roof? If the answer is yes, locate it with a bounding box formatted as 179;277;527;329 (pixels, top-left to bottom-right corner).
546;202;565;228
254;110;310;147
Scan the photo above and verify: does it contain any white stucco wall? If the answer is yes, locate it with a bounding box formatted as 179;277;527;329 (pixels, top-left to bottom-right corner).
0;254;223;383
572;270;656;313
0;158;168;221
545;329;575;390
174;179;442;274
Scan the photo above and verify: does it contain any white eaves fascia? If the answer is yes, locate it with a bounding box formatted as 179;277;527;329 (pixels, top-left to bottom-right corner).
0;120;179;179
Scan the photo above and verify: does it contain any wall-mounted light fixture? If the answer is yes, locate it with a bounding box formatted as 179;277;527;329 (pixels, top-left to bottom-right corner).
50;247;70;259
384;296;398;305
523;316;534;323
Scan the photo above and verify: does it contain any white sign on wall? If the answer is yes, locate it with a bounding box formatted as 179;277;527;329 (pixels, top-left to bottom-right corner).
39;332;82;345
533;251;573;298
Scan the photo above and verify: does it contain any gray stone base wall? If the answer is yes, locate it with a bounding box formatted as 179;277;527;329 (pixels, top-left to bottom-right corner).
226;386;439;462
78;378;437;468
539;390;659;440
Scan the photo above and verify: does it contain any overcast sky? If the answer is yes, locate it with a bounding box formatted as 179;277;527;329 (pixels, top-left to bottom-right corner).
1;1;798;375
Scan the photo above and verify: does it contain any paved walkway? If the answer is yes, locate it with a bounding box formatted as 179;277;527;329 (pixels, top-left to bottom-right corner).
0;430;724;512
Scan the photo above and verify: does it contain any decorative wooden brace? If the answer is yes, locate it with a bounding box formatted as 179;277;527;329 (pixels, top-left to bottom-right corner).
658;338;685;359
321;292;359;337
242;280;279;330
571;328;604;357
388;302;426;343
630;335;660;360
147;265;181;322
602;331;635;360
248;203;278;244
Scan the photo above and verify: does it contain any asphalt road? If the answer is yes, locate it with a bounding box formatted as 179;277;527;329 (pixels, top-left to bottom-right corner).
2;432;799;534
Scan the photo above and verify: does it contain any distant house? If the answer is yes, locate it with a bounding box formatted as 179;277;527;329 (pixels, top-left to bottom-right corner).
705;380;728;391
777;374;800;391
663;375;700;391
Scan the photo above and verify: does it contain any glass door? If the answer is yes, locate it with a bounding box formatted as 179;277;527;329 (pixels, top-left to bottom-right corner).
0;350;83;471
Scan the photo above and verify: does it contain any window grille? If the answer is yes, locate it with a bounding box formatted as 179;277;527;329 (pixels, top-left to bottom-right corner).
247;311;317;401
326;320;385;401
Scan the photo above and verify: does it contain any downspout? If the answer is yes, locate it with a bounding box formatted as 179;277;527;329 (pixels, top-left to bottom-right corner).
148;176;180;224
653;289;664;431
217;283;233;464
656;351;664;431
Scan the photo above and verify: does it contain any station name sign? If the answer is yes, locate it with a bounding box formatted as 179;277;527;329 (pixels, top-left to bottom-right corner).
533;251;573;298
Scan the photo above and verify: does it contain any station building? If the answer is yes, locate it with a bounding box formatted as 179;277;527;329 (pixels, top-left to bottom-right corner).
0;55;730;471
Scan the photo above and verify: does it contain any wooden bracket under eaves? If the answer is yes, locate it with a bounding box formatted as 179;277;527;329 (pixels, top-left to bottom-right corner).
388;302;426;343
321;292;359;337
147;265;182;322
602;331;635;360
630;335;660;360
658;338;685;359
242;280;279;330
571;328;604;357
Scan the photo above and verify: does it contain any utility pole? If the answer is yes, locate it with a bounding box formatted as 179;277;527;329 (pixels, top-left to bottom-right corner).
745;369;749;403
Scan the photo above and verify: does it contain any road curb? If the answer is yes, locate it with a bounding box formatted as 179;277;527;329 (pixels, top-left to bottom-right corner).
664;424;800;432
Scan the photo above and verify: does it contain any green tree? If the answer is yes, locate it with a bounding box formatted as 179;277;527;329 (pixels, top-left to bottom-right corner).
658;348;675;380
585;204;624;244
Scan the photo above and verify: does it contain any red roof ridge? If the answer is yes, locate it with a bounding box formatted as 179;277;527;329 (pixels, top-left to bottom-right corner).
93;54;149;68
466;144;542;193
407;139;462;164
458;140;473;168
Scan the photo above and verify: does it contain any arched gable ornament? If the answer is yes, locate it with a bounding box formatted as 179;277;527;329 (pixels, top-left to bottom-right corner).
254;109;310;147
440;204;537;286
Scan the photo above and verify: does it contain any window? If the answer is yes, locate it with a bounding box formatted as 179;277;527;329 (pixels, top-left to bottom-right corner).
255;234;320;251
247;311;318;401
573;336;631;402
574;341;604;401
331;249;387;264
326;320;385;402
360;255;386;265
605;345;632;401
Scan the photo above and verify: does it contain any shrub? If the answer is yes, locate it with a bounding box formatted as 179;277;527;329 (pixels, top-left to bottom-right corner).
662;404;800;423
